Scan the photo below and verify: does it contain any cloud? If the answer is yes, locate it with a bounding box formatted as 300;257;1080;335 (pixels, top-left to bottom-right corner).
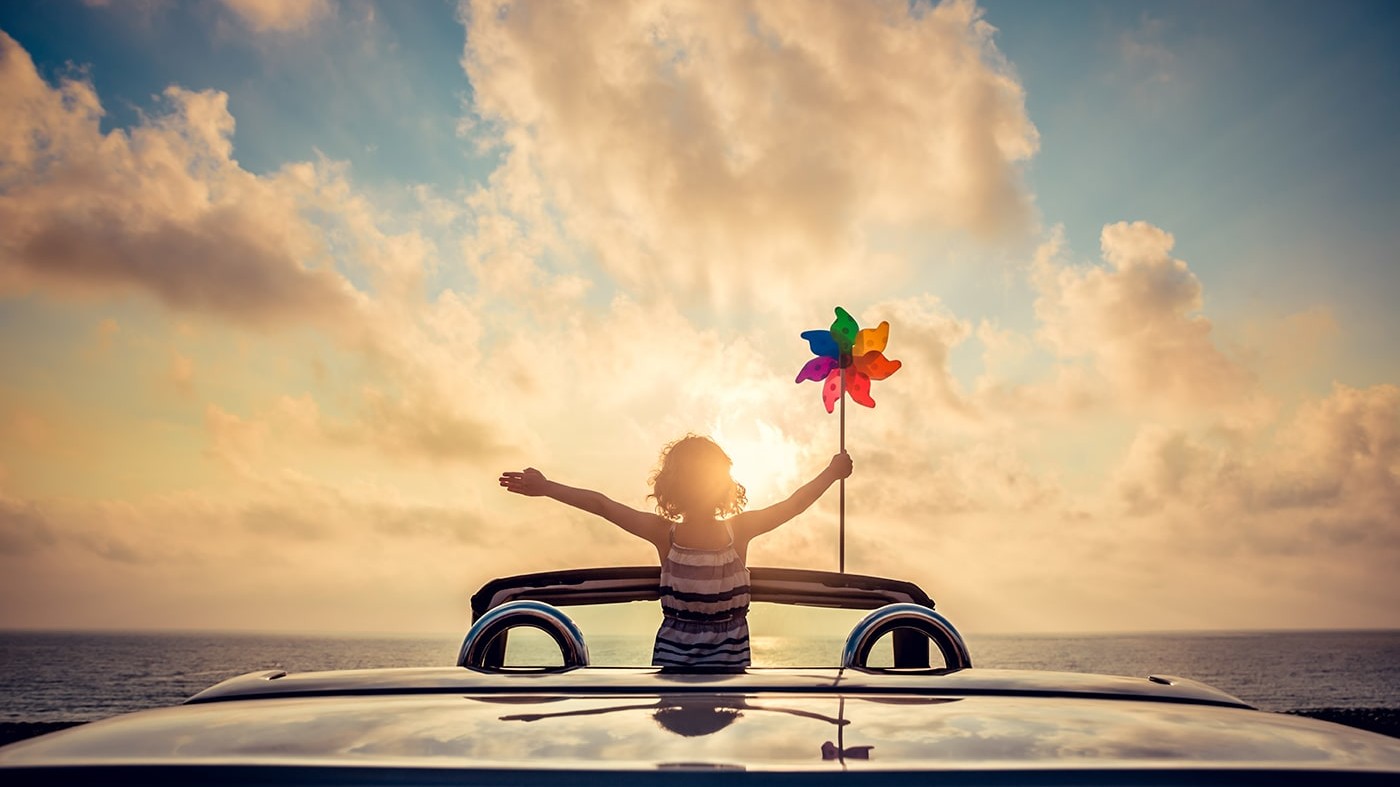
241;501;328;540
1;6;1395;636
1032;221;1253;411
865;295;976;421
81;0;172;14
0;30;516;463
1256;382;1399;517
203;404;270;477
1250;307;1340;386
0;474;567;631
459;0;1039;308
221;0;332;34
0;32;360;329
1113;424;1220;515
1104;381;1398;526
5;407;54;452
350;385;508;462
791;279;1396;630
864;437;1060;520
205;378;508;473
975;319;1033;384
0;496;54;556
1118;14;1176;87
94;318;120;354
1104;382;1399;573
168;351;196;397
240;494;486;546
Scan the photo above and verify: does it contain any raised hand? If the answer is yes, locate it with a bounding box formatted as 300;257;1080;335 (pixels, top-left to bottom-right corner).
499;467;549;496
826;451;853;480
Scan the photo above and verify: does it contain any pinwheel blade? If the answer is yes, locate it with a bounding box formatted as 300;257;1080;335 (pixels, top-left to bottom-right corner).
801;329;841;360
854;321;889;356
854;350;902;381
795;355;839;384
830;307;858;352
847;370;875;408
821;369;842;413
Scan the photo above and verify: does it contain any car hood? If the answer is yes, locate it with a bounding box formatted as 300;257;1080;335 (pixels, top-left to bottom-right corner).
4;691;1398;774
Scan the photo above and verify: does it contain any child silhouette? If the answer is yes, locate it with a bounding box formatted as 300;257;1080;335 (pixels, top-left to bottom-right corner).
499;435;852;669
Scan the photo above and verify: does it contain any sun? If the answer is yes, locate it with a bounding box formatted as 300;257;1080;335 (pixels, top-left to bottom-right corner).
709;417;802;508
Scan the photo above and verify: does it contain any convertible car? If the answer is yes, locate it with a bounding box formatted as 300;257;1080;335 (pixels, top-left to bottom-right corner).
2;566;1398;785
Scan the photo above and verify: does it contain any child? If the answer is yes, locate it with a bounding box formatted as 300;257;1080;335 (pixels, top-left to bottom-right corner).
499;434;852;669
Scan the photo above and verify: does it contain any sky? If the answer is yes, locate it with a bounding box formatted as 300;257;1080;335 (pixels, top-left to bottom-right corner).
0;0;1397;636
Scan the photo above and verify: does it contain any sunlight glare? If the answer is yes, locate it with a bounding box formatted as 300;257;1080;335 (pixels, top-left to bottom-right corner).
710;416;802;509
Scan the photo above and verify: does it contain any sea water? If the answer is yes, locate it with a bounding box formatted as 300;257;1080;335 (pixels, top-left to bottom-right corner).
2;628;1396;722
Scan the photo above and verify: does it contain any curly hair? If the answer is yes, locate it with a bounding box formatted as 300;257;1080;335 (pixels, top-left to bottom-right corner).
648;434;747;521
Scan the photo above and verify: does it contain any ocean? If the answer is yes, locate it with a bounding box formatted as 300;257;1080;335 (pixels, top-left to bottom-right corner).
2;628;1396;723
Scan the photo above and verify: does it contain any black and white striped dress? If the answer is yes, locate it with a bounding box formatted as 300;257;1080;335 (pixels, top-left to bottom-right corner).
652;523;752;669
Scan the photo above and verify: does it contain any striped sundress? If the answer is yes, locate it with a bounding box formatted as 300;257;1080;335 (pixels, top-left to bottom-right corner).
651;523;752;669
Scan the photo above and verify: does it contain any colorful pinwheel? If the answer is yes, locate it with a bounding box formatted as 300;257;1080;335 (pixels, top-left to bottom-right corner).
794;306;902;413
793;306;901;574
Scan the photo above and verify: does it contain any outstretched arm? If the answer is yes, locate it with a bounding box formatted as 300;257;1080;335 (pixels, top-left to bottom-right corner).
499;468;668;548
731;452;852;544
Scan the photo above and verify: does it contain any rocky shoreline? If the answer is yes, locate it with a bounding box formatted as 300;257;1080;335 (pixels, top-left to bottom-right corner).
1;722;85;747
1282;707;1400;739
1;709;1397;748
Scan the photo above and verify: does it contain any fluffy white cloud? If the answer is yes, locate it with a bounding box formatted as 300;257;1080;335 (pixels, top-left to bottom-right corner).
1101;381;1398;601
1258;382;1399;517
1033;221;1254;411
459;0;1039;309
1105;387;1397;533
0;32;359;328
0;30;511;466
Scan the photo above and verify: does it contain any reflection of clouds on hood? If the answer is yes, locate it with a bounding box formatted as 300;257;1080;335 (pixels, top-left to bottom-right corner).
11;691;1396;769
848;696;1400;767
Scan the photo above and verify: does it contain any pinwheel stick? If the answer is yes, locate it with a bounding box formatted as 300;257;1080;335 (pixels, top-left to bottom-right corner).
839;366;846;573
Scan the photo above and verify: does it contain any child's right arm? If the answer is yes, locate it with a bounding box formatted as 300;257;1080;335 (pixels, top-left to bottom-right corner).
499;468;668;547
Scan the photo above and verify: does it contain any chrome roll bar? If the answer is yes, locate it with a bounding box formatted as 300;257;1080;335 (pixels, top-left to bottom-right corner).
841;603;973;671
457;600;590;671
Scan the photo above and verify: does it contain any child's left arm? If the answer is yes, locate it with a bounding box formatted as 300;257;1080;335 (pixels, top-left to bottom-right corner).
731;452;852;544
